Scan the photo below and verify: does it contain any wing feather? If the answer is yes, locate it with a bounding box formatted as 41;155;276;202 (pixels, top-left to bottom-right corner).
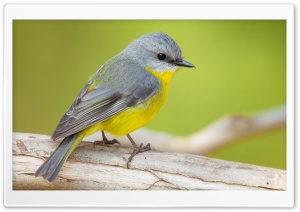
51;56;160;140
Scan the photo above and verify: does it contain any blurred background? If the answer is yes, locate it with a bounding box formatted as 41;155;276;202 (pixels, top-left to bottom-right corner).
13;20;286;169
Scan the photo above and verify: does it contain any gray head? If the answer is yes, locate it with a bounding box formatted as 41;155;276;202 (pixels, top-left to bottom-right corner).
121;32;194;72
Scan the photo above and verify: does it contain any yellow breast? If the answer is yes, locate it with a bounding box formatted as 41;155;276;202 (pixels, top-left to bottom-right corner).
99;68;175;136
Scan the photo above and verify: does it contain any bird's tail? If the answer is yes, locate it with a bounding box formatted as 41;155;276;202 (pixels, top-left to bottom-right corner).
35;132;84;183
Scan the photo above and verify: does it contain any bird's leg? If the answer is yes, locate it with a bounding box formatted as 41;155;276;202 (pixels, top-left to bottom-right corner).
126;134;151;168
94;131;120;147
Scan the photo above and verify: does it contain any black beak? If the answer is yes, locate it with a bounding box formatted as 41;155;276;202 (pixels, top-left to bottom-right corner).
173;59;195;68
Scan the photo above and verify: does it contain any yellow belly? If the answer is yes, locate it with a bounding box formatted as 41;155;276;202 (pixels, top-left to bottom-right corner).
102;89;167;135
83;69;174;137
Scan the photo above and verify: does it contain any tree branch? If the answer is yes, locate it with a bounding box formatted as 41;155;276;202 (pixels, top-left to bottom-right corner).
84;105;286;155
13;132;286;190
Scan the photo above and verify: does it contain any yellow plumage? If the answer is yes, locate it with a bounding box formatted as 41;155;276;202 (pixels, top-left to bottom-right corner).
35;32;194;183
83;68;175;137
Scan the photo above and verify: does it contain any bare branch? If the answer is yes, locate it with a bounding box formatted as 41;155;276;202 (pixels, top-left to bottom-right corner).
84;105;286;155
13;133;286;190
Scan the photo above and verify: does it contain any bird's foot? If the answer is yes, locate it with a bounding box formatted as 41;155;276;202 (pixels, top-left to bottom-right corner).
127;143;151;168
94;139;120;148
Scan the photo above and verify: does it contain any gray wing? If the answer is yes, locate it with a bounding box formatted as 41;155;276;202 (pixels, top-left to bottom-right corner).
51;56;160;140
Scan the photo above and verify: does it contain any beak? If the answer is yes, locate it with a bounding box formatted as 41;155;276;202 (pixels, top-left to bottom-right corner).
173;59;195;68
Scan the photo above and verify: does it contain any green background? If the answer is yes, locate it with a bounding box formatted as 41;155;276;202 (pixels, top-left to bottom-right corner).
13;20;286;169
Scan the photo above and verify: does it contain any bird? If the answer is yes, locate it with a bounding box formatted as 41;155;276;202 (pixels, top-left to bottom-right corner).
35;32;195;183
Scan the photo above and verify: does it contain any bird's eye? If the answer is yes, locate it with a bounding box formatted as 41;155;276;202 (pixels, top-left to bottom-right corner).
157;53;166;60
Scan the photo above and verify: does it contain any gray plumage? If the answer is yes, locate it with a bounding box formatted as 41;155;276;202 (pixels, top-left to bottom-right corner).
35;133;81;182
36;32;194;183
51;55;160;140
51;32;183;140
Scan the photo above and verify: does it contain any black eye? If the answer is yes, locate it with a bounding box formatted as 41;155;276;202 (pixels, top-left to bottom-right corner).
157;53;166;60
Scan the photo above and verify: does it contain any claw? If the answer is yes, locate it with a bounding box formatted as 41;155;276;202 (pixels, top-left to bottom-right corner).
126;143;151;168
110;139;121;145
94;139;120;147
94;131;121;147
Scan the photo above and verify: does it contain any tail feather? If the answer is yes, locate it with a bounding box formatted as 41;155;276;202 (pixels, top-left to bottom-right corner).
35;132;84;183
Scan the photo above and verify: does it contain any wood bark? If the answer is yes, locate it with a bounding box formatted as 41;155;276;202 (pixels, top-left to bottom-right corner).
13;133;286;190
